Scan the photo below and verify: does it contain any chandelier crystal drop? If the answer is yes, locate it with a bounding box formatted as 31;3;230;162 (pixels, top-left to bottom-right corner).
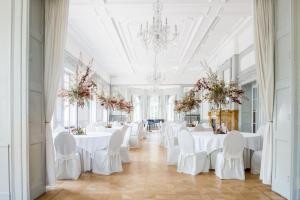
146;68;166;84
138;0;179;53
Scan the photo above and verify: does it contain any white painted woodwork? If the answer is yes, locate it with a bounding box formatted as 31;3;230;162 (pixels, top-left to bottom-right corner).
272;0;292;198
66;0;253;85
28;0;46;199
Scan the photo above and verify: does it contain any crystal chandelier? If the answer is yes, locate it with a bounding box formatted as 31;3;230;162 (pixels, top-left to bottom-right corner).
138;0;178;53
146;54;165;84
147;68;165;84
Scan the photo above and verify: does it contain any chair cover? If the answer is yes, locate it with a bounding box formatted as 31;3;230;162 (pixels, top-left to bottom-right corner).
120;125;131;163
215;132;245;180
251;125;266;174
54;132;81;180
165;125;180;165
92;130;123;175
138;122;147;139
160;122;167;147
129;123;141;148
177;130;209;175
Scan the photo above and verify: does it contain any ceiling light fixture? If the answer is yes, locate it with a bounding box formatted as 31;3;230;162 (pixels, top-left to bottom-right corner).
138;0;179;54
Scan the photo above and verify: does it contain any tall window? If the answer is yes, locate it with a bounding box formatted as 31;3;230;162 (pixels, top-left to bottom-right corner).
252;86;258;133
63;72;76;127
133;96;141;121
167;96;175;121
149;96;159;119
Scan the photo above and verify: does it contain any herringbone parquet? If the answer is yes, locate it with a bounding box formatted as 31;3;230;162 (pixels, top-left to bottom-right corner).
38;135;285;200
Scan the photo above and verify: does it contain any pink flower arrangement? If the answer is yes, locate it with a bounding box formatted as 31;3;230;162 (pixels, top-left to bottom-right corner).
174;91;201;113
97;94;134;114
59;58;97;108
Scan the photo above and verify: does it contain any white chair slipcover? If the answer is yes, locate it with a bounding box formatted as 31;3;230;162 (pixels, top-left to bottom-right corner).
160;122;167;147
215;131;245;180
120;125;131;163
138;122;147;140
251;125;266;174
165;125;180;165
129;123;141;148
54;132;81;180
177;129;209;175
92;130;123;175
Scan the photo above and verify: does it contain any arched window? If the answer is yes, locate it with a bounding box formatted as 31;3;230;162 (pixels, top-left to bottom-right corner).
133;96;141;121
149;96;159;119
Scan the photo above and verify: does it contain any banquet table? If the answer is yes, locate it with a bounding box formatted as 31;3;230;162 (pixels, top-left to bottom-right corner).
191;131;262;154
74;131;113;171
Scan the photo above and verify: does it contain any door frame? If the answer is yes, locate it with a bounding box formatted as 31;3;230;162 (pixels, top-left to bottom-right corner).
10;0;30;199
291;0;300;199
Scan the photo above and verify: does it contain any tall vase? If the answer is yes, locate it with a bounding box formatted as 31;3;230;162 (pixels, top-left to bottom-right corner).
107;108;109;126
76;103;79;131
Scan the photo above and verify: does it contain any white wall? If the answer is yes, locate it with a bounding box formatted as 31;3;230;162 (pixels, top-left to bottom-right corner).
209;18;255;70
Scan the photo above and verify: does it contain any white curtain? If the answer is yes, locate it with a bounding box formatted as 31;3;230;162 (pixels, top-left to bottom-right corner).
253;0;275;185
45;0;69;187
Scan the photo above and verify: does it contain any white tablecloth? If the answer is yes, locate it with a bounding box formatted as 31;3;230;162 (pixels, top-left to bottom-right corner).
192;131;262;154
74;132;112;154
74;132;113;172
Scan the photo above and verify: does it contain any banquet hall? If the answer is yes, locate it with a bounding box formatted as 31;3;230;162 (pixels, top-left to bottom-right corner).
0;0;299;200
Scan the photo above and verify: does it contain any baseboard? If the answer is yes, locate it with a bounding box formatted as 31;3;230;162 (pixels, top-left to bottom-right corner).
0;192;10;200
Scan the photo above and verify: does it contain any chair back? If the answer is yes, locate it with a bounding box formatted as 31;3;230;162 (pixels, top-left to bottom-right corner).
108;130;123;155
131;123;139;135
165;125;175;149
122;126;132;147
121;125;129;137
178;129;195;154
54;131;77;158
223;132;245;159
137;122;144;133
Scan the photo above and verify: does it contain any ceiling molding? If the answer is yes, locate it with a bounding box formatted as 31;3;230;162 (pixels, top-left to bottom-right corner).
68;0;253;85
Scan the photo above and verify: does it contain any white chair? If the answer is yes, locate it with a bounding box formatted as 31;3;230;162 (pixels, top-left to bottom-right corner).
165;125;180;165
54;132;81;180
215;132;245;180
92;130;123;175
120;125;131;163
251;125;266;174
177;129;209;175
129;123;141;148
160;122;167;148
137;122;147;140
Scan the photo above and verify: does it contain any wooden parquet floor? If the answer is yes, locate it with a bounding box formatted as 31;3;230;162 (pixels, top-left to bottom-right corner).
38;136;285;200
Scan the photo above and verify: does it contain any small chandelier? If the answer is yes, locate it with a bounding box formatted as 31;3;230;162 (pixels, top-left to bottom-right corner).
138;0;179;53
147;68;165;84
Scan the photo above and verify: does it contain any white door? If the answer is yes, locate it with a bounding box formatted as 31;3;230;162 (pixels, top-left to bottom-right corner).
272;0;292;198
29;0;46;199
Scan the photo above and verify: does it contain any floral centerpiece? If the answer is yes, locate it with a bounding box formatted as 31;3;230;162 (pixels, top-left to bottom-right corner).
59;57;97;135
175;91;201;126
115;98;134;123
193;68;245;134
96;93;119;127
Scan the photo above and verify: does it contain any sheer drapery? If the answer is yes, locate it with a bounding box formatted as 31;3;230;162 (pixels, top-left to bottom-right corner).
253;0;275;185
45;0;69;186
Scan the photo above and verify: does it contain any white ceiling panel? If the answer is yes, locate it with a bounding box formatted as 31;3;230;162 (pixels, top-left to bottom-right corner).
68;0;252;85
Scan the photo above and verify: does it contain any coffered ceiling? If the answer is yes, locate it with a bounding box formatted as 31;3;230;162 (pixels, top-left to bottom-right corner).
68;0;252;85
